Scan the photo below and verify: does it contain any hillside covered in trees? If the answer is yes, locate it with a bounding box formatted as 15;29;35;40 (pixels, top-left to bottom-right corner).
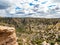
0;18;60;45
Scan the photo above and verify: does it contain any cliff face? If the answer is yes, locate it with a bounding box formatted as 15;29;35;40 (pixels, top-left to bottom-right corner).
0;26;18;45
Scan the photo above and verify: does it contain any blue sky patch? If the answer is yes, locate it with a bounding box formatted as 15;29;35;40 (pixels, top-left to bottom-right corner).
34;0;38;1
15;7;21;10
48;5;56;7
41;1;48;4
29;3;34;6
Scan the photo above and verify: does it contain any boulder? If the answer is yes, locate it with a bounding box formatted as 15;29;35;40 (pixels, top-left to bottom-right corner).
0;26;18;45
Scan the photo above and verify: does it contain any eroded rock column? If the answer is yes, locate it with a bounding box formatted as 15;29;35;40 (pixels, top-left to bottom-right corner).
0;26;18;45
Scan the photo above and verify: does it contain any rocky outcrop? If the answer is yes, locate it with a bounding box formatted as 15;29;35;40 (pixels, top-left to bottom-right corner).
0;26;18;45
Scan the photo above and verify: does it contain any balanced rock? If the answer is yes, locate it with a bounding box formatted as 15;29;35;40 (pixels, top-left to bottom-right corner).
0;26;18;45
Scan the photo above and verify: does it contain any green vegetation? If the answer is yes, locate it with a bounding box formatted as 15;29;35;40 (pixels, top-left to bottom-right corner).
0;18;60;45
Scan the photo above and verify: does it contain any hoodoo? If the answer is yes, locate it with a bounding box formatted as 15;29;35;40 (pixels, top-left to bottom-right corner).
0;26;18;45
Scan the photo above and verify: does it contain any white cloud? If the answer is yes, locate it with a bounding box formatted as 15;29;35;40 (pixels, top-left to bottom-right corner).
0;0;13;9
0;0;60;18
52;0;60;3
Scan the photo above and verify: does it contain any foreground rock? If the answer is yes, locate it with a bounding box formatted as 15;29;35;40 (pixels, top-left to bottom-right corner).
0;26;18;45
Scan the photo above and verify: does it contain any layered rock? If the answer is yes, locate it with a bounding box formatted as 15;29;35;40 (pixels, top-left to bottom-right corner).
0;26;18;45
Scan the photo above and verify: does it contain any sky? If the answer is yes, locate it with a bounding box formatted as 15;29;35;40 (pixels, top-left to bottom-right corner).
0;0;60;18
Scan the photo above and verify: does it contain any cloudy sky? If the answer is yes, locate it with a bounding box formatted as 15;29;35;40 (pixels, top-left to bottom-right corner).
0;0;60;18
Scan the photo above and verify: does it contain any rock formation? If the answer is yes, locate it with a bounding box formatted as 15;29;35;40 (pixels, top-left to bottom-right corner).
0;26;18;45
